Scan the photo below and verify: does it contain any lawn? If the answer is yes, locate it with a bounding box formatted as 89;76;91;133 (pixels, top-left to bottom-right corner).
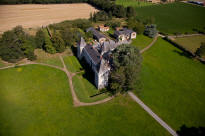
174;35;205;54
116;0;153;7
135;38;205;131
0;65;171;136
34;49;63;68
122;2;205;34
63;56;83;73
131;34;153;50
72;73;109;102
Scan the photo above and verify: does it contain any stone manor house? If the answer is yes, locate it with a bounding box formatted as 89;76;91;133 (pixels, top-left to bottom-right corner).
78;27;136;89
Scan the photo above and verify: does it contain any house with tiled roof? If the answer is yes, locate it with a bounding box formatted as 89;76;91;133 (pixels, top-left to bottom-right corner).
114;28;136;42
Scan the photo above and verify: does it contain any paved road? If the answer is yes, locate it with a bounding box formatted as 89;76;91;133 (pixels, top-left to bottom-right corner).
129;91;178;136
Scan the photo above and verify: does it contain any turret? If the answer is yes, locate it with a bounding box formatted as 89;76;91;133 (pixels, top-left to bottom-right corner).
77;37;86;59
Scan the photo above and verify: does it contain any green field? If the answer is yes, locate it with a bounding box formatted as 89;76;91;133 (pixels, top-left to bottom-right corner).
116;0;153;7
118;1;205;34
131;34;153;50
135;38;205;130
0;65;171;136
174;35;205;53
72;73;109;102
63;56;83;73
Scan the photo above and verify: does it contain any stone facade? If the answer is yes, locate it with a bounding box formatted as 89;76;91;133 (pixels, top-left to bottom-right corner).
114;28;136;42
77;27;136;89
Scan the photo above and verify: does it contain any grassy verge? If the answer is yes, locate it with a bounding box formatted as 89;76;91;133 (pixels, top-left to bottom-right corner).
131;34;153;50
34;49;63;68
0;65;170;136
135;38;205;130
63;56;83;73
174;35;205;54
72;74;109;103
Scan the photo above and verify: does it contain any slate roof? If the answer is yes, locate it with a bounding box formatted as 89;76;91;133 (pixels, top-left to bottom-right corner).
84;45;101;65
114;28;135;37
86;27;106;40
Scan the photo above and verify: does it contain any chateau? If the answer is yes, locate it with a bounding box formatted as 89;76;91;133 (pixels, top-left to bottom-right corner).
78;27;136;89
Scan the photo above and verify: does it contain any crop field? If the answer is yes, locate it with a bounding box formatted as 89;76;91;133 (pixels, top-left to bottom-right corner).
0;65;171;136
174;35;205;54
0;4;97;33
116;0;153;7
135;38;205;130
118;1;205;34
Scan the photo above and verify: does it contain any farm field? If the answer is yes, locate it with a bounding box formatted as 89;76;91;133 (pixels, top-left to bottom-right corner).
0;65;171;136
174;35;205;54
131;34;153;50
118;1;205;34
116;0;153;7
135;38;205;130
0;4;97;33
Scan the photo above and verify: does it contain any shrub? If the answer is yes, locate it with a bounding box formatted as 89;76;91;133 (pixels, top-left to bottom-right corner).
144;24;158;38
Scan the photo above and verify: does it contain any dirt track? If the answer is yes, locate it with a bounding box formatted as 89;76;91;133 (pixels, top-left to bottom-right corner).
0;4;97;33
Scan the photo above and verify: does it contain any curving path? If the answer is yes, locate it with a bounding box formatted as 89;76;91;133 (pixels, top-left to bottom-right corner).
140;34;159;54
0;56;114;107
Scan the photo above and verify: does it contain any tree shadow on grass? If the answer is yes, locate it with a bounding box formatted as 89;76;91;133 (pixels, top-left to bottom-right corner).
173;50;193;59
177;125;205;136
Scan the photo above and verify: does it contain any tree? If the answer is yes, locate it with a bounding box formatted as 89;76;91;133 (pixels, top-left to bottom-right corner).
127;18;145;34
0;26;37;62
144;24;158;38
109;44;142;94
60;28;81;47
35;29;45;48
196;42;205;57
43;29;56;54
51;32;65;53
177;125;205;136
126;6;136;18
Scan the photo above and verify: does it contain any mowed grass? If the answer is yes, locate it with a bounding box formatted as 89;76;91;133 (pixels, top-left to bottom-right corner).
72;74;109;102
63;56;83;73
131;34;153;50
132;2;205;34
174;35;205;53
34;49;63;67
116;0;153;7
135;38;205;130
0;65;171;136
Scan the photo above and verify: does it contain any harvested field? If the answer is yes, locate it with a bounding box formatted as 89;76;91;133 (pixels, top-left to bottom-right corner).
174;35;205;53
0;4;97;33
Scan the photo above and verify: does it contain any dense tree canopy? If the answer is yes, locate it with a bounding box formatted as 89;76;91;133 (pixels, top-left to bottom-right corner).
109;44;142;94
127;18;145;34
144;24;158;38
0;26;36;62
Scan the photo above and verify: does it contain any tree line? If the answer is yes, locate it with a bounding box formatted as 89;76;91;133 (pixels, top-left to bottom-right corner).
0;19;92;63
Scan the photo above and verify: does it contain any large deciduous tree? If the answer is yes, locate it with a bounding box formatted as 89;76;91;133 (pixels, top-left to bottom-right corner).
109;44;142;94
